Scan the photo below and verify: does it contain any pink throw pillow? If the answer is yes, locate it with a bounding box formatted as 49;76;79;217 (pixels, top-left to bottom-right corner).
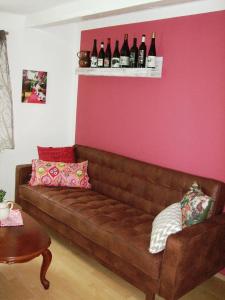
29;159;91;189
37;146;75;163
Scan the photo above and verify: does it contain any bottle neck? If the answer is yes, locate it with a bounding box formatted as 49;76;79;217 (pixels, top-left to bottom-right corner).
142;36;145;43
106;43;111;51
150;32;156;48
93;40;97;49
150;38;155;50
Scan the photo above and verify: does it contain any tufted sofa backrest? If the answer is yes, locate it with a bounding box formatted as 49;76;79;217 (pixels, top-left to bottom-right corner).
75;145;225;218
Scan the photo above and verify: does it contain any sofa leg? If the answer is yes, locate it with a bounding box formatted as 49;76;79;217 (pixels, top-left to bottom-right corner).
146;293;155;300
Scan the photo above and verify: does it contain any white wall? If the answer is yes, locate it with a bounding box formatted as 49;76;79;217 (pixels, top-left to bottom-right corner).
0;13;78;201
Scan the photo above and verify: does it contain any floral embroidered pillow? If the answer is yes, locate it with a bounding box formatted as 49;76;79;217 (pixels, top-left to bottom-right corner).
180;182;213;228
29;159;91;189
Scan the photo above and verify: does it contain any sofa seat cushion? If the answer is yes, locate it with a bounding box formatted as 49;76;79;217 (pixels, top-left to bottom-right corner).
19;184;162;279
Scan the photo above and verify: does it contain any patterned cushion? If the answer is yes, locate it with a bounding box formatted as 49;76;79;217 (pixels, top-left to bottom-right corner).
149;202;182;254
29;159;91;189
37;146;75;163
180;182;213;228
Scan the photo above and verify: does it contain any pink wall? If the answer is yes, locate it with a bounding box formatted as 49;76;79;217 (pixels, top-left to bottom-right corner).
76;11;225;184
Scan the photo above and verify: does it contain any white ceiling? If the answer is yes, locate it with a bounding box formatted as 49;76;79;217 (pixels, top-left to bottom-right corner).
0;0;77;14
0;0;216;28
0;0;200;16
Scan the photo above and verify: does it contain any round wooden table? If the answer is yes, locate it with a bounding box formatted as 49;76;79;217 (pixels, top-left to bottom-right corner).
0;210;52;289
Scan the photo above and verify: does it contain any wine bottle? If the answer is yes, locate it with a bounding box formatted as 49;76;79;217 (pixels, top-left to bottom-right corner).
138;34;146;68
120;34;130;68
146;32;157;68
104;38;112;68
91;39;98;68
111;40;120;68
97;42;105;67
129;37;138;68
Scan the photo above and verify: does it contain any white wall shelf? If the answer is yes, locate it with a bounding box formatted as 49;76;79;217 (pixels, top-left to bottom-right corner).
76;57;163;78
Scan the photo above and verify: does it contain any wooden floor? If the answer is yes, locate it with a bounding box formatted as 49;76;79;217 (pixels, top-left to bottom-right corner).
0;230;225;300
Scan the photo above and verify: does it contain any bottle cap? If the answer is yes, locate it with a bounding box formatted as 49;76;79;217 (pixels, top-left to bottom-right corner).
152;32;156;38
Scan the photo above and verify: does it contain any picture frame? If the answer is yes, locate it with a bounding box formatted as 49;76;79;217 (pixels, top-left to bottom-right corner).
21;70;47;104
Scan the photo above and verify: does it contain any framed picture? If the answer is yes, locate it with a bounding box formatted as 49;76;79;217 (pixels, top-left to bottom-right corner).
22;70;47;104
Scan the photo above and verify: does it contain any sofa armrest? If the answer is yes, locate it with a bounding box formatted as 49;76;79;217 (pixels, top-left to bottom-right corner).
159;214;225;300
15;164;32;204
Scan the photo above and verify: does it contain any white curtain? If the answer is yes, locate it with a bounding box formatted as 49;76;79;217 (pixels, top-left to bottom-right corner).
0;30;14;151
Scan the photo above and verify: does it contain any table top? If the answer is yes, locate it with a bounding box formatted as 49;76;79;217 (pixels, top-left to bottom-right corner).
0;209;51;264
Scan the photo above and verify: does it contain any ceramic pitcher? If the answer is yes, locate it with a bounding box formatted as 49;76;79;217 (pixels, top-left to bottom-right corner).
77;50;91;67
0;201;14;220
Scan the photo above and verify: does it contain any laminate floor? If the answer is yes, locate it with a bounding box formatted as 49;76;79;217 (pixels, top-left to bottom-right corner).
0;230;225;300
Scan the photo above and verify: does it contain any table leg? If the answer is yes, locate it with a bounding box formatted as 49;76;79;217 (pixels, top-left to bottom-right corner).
40;248;52;289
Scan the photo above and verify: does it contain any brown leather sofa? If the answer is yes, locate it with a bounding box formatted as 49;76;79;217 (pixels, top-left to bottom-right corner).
15;145;225;300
